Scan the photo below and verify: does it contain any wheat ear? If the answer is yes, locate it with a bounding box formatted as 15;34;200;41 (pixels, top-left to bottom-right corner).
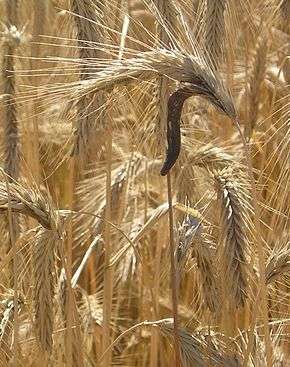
194;234;220;313
33;229;58;353
71;0;105;161
23;48;233;104
245;36;268;140
0;176;61;354
205;0;226;70
0;179;60;231
214;168;250;308
2;6;20;179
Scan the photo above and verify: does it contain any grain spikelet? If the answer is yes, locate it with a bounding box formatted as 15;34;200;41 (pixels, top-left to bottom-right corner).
75;152;143;249
186;143;241;170
214;168;251;307
0;299;14;345
194;234;220;313
245;36;268;140
0;294;22;362
81;293;103;331
71;0;106;160
23;48;235;116
57;268;67;323
266;241;290;284
176;214;202;277
153;318;241;366
57;269;84;365
205;0;226;70
33;229;59;353
0;180;59;231
110;202;170;267
1;20;21;253
2;24;21;179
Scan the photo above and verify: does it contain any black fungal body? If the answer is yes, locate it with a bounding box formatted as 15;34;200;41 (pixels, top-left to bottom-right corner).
160;74;236;176
160;88;191;176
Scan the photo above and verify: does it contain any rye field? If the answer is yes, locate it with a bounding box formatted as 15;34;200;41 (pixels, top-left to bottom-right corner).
0;0;289;366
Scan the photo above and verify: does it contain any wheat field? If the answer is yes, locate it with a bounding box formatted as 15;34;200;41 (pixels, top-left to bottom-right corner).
0;0;289;366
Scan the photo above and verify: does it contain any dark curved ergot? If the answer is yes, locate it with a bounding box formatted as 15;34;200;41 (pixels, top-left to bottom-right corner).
160;75;236;176
160;88;191;176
